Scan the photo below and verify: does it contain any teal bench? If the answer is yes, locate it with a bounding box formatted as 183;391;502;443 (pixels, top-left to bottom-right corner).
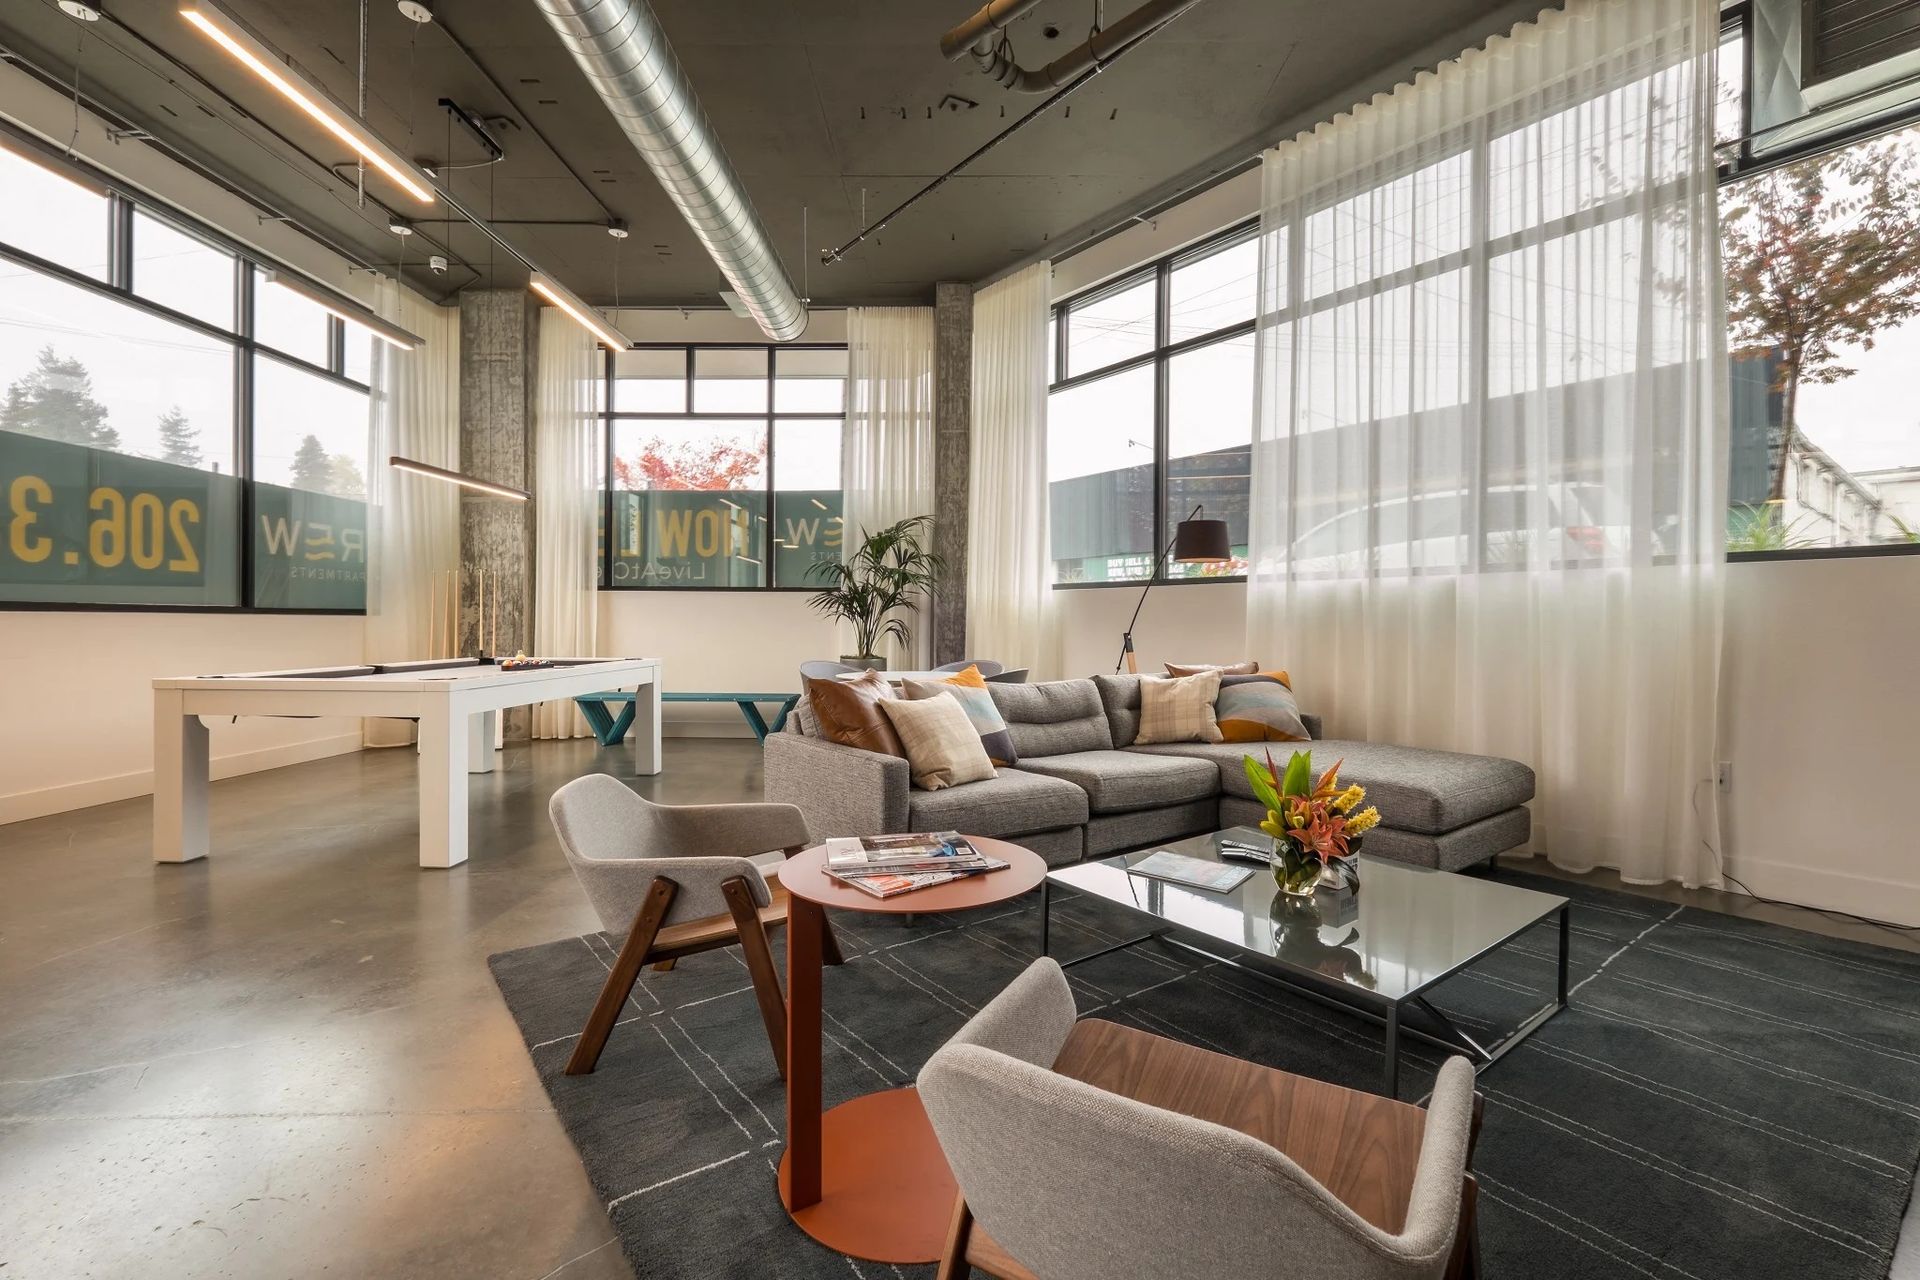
574;691;801;745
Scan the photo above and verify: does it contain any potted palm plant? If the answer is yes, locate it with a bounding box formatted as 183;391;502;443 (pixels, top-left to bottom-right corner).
804;515;944;671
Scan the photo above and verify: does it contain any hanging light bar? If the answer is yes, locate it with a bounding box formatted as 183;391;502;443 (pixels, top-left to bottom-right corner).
179;1;437;204
529;274;632;351
263;271;424;349
389;457;530;502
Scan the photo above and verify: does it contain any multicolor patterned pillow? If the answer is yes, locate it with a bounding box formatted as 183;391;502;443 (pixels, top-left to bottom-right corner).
1216;671;1309;743
901;666;1018;766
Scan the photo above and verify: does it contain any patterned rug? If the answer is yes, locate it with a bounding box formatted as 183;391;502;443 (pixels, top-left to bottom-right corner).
488;871;1920;1279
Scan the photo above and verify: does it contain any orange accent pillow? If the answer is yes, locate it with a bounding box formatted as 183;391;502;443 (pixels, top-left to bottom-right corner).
1216;671;1308;743
941;664;988;689
805;671;905;758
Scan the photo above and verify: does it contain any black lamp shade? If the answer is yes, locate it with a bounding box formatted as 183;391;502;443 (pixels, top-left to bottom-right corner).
1171;516;1231;563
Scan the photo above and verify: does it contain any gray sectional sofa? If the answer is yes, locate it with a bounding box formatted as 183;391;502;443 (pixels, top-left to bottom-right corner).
763;675;1534;872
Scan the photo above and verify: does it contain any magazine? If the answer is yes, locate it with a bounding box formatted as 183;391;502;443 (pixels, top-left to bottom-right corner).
830;858;1010;899
1126;850;1254;893
824;831;977;872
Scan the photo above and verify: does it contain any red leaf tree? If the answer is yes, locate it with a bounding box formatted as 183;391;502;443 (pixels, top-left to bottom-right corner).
1721;133;1920;500
613;434;764;490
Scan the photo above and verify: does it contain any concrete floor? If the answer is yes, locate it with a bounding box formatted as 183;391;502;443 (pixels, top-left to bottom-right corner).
3;737;1917;1279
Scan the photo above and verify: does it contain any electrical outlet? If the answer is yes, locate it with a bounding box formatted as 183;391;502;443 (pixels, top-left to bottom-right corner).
1717;762;1732;793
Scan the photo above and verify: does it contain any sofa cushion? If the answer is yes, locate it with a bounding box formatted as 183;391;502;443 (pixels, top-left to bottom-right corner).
906;767;1090;838
1216;673;1310;744
985;679;1113;759
805;671;904;757
1092;673;1146;746
903;671;1017;766
1128;739;1534;835
1135;670;1225;745
1016;750;1220;815
881;692;997;791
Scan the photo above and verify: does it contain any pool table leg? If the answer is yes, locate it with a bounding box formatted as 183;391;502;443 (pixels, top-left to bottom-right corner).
467;710;497;774
632;680;662;776
418;711;470;869
152;688;209;864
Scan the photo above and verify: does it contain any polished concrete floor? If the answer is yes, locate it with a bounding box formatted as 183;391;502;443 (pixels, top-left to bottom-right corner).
3;737;1918;1278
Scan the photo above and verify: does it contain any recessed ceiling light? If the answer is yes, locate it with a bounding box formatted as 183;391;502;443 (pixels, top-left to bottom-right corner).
59;1;103;19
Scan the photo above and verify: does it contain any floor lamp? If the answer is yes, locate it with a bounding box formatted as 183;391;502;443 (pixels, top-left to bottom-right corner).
1115;504;1233;673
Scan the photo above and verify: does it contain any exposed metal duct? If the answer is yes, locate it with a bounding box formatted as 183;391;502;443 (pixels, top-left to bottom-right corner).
941;0;1205;93
532;0;807;340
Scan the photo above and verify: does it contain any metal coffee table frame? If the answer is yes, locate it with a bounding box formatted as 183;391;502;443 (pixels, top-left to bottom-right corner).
1039;875;1570;1101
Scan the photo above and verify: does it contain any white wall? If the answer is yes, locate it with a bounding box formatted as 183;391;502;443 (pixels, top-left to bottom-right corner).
598;592;839;736
0;612;367;824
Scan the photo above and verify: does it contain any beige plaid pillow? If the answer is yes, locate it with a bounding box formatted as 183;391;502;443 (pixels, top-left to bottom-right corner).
879;693;997;790
1134;670;1225;745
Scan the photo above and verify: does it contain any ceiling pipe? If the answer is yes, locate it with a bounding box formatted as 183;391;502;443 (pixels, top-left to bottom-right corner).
530;0;807;341
941;0;1206;93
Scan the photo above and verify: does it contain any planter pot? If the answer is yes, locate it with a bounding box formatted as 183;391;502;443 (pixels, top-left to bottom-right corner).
841;655;888;672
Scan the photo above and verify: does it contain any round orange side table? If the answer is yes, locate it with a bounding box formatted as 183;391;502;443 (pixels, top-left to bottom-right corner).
775;836;1047;1264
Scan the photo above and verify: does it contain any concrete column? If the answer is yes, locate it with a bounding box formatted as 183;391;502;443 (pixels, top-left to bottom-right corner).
458;290;539;740
931;281;973;667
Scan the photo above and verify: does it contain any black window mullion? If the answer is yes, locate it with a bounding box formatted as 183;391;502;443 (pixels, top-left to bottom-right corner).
108;194;133;291
1152;257;1171;582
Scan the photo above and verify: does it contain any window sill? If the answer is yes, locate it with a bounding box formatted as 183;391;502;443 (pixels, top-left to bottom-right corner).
1052;576;1248;590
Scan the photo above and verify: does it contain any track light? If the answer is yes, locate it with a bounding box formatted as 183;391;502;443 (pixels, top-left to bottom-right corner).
529;274;632;351
389;457;529;502
263;271;425;350
180;1;437;204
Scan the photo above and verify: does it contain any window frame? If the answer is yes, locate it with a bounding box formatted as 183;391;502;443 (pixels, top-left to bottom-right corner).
0;125;374;614
1049;221;1258;589
599;341;850;592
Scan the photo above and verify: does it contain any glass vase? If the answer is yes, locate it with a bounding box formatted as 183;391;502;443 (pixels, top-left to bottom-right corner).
1271;836;1320;897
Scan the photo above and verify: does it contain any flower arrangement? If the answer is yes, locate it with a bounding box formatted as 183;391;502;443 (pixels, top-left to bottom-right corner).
1243;749;1381;895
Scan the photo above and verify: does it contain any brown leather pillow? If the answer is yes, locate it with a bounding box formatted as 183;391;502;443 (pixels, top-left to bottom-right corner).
805;671;906;757
1165;660;1260;677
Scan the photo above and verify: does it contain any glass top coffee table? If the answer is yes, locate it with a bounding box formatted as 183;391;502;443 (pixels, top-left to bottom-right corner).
1043;827;1570;1098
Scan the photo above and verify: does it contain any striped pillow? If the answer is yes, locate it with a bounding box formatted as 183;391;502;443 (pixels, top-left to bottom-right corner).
1216;671;1309;743
1133;670;1224;745
902;668;1018;766
879;693;997;790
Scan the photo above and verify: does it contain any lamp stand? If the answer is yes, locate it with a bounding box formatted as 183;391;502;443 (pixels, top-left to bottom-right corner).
1113;504;1207;675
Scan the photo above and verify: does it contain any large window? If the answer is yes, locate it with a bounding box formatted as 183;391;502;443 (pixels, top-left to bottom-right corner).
1049;225;1256;583
0;134;373;610
1049;6;1920;575
602;345;846;589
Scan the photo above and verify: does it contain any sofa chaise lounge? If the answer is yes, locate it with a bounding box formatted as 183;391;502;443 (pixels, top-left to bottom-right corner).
764;675;1534;871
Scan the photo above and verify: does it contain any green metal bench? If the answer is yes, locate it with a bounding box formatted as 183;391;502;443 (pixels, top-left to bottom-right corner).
574;691;801;745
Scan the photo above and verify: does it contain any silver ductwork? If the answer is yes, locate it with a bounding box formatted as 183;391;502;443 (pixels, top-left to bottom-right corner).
532;0;807;340
941;0;1205;93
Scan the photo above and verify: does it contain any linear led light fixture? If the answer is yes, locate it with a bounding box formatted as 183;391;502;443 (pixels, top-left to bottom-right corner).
263;271;424;349
529;273;632;351
389;457;530;502
179;1;436;204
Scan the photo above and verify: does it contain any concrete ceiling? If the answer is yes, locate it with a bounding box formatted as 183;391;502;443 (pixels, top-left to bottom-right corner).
0;0;1516;308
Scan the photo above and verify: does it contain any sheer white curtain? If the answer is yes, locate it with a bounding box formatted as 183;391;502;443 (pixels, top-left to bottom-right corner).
1245;0;1727;885
533;313;603;738
364;282;460;748
967;262;1058;678
843;306;937;667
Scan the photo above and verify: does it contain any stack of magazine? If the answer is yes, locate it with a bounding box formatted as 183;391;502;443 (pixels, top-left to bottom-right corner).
822;831;1008;899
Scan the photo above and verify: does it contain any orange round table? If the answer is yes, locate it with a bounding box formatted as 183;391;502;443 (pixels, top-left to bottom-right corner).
775;836;1047;1264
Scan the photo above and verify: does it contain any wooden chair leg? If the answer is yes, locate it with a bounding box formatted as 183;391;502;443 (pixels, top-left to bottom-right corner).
566;877;676;1076
936;1191;974;1280
723;876;788;1079
1446;1173;1481;1280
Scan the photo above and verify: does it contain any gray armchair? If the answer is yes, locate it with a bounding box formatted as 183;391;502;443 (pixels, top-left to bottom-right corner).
918;958;1481;1280
547;774;842;1077
933;659;1006;677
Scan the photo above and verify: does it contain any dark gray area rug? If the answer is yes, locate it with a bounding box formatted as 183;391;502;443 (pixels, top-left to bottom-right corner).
488;871;1920;1279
